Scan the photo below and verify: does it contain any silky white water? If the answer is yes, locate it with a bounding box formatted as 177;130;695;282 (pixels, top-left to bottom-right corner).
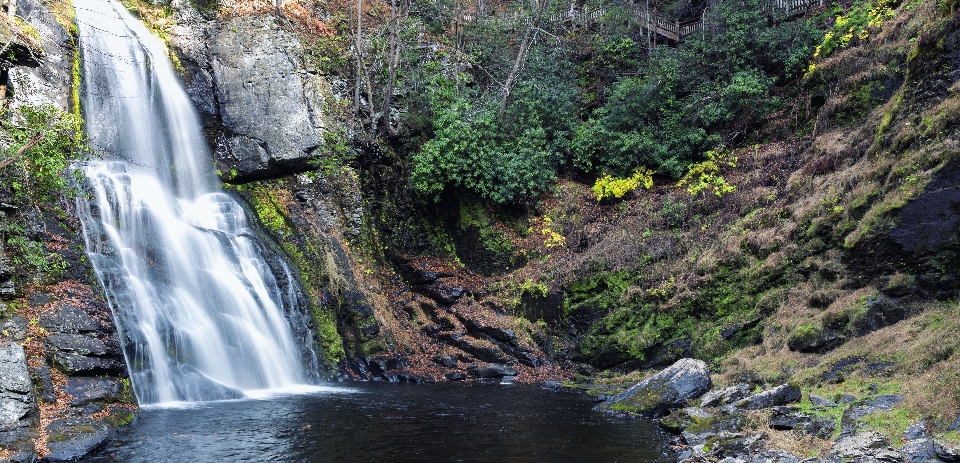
74;0;319;404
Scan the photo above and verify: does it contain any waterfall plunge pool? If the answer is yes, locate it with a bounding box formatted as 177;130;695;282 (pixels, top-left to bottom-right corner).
81;382;674;462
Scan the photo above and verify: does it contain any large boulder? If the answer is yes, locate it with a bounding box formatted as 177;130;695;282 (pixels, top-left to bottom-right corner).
62;377;123;407
596;358;711;416
38;304;100;334
44;333;125;376
0;343;35;425
43;417;113;462
207;15;331;181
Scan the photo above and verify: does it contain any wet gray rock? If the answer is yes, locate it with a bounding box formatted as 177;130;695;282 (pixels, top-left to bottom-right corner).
701;383;752;408
767;406;834;439
710;432;766;458
597;358;711;416
640;337;693;370
49;352;125;376
433;354;458;369
681;413;746;447
810;393;838;408
478;325;517;345
467;363;517;379
208;15;327;180
167;0;217;123
726;383;801;411
31;364;55;404
44;333;109;356
39;304;100;334
827;431;898;462
746;449;804;463
0;255;15;300
415;282;464;305
0;343;35;424
900;421;937;463
660;407;715;432
1;316;29;341
934;441;960;462
839;393;858;404
43;417;113;462
890;165;960;257
63;377;123;407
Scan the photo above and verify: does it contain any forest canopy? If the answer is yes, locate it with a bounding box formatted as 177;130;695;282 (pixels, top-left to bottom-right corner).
394;0;821;204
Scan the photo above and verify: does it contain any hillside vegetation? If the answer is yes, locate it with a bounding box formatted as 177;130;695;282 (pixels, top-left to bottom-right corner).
328;0;960;447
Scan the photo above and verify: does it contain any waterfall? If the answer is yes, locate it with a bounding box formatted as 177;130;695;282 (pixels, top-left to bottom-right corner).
74;0;320;404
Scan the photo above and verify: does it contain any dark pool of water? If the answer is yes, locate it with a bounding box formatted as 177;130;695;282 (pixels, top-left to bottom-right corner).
83;382;674;462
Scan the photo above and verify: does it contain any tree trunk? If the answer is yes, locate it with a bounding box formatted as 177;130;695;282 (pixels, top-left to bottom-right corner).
499;0;550;118
380;0;400;136
353;0;363;115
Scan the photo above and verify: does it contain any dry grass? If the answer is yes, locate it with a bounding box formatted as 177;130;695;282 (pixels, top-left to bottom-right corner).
746;410;833;458
721;299;960;437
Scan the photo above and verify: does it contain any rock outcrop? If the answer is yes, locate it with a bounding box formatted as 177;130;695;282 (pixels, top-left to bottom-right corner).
169;3;338;182
7;0;73;111
596;358;711;416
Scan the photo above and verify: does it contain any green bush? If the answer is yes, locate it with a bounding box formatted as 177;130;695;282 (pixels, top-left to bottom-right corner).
571;0;818;178
1;105;87;203
411;45;578;204
0;104;87;276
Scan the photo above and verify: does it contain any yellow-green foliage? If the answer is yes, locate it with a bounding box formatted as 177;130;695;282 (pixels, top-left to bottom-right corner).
540;216;566;248
120;0;173;45
237;182;346;366
312;307;345;362
243;184;293;237
813;0;896;60
592;167;654;201
678;149;738;198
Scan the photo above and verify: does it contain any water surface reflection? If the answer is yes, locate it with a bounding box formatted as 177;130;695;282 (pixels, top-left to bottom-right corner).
85;382;674;462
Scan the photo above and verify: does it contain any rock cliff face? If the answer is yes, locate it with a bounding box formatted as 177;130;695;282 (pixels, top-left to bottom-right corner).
7;0;73;111
169;4;335;181
0;2;136;460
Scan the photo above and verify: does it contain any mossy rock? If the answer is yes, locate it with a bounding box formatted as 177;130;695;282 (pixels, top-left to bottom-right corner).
681;414;747;447
660;407;716;433
596;358;711;416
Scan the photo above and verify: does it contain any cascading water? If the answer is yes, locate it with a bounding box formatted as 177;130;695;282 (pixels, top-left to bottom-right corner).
73;0;320;404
